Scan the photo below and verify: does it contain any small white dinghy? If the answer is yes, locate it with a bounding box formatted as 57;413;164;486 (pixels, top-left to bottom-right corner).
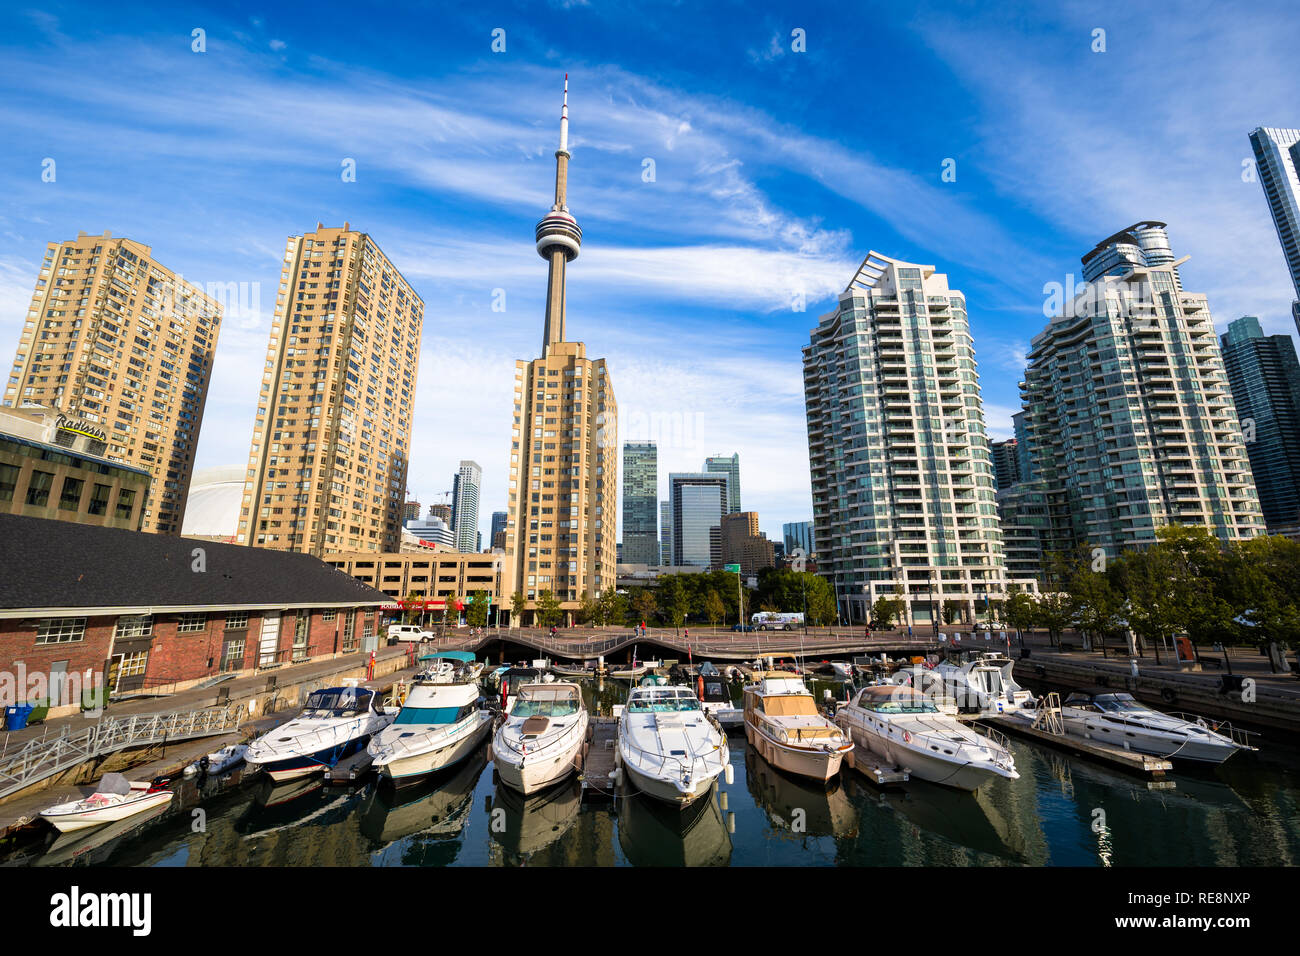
40;773;174;833
184;743;249;777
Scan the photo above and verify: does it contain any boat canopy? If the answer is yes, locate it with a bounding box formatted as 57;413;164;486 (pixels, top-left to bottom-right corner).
418;651;476;664
96;772;131;795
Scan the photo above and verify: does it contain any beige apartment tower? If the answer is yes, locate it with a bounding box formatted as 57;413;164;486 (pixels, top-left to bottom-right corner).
3;231;222;534
503;77;618;622
237;224;423;555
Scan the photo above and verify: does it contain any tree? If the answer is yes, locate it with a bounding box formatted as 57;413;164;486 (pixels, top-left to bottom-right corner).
1111;546;1177;662
535;590;562;629
1005;591;1036;641
704;590;726;626
658;574;690;635
805;575;838;626
1063;546;1122;652
1222;534;1300;651
871;596;904;628
576;592;597;626
598;589;628;628
402;591;424;625
441;589;459;628
510;590;526;627
941;600;959;625
465;590;489;628
631;590;657;627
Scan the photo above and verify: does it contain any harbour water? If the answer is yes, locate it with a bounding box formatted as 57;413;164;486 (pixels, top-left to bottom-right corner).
7;677;1300;867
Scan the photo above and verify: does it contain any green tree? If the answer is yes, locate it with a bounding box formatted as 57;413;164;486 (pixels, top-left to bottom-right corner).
871;596;904;628
535;590;562;629
941;600;959;625
1005;591;1036;641
441;589;459;628
465;590;489;628
1111;546;1177;661
631;590;658;627
704;590;726;626
598;589;628;627
805;575;838;626
576;592;598;626
402;591;424;625
658;574;690;635
1223;534;1300;651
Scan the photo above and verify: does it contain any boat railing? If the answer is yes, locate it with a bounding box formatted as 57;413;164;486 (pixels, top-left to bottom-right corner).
494;713;586;758
1166;712;1256;749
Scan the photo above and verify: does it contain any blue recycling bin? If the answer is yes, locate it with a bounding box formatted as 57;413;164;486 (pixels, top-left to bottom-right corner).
5;704;34;731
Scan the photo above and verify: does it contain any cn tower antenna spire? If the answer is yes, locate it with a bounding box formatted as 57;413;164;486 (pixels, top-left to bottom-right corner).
536;73;582;351
560;73;569;154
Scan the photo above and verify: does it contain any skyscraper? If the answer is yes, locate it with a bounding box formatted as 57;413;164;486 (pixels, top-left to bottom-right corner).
668;472;728;568
3;231;223;534
990;439;1021;492
1249;127;1300;333
803;252;1034;625
782;520;813;559
660;500;672;566
721;511;775;575
428;502;452;525
503;77;618;622
237;224;423;554
490;510;508;550
704;453;741;514
450;460;482;552
621;441;658;564
1020;223;1264;558
1220;316;1300;536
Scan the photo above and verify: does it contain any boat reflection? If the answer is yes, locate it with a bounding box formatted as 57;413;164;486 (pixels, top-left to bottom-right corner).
617;784;732;866
360;744;488;847
36;801;173;867
745;750;858;839
488;775;582;863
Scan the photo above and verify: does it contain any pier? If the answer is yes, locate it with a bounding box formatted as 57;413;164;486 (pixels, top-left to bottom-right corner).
579;716;619;799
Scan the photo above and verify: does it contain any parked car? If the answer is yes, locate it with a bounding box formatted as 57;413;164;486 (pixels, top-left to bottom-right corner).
732;624;755;632
387;623;434;643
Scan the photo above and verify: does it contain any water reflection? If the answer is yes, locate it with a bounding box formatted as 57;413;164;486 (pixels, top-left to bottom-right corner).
745;750;858;839
616;786;732;866
488;775;582;864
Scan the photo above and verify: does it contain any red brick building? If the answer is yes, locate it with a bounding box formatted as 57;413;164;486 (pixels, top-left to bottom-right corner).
0;513;388;709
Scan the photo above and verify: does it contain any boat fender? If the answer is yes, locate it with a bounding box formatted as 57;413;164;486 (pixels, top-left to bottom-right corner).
902;731;912;744
724;764;734;785
1160;687;1177;704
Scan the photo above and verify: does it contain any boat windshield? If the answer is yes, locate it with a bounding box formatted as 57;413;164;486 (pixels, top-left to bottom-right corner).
511;698;580;718
1096;694;1148;714
393;705;472;726
627;691;701;713
301;690;369;717
864;698;939;715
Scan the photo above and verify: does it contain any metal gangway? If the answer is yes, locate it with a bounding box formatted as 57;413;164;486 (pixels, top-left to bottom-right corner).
0;705;244;801
1031;692;1065;736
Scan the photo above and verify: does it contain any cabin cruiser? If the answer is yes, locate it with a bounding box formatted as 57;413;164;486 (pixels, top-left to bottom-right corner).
493;682;590;795
743;671;852;782
415;651;481;684
834;685;1019;791
694;662;743;729
496;665;548;709
617;684;730;808
1042;691;1252;764
40;773;174;832
933;653;1034;714
245;685;393;782
369;672;493;785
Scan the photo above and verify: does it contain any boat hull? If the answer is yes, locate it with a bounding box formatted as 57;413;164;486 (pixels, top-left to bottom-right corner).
622;758;722;809
842;722;1008;792
745;721;848;782
1063;715;1241;764
377;716;493;785
255;734;373;782
42;789;173;833
494;717;588;796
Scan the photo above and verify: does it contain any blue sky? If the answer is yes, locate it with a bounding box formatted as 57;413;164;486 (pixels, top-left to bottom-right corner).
2;0;1298;544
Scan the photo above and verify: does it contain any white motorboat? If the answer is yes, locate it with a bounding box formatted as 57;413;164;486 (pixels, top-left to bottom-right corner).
415;651;481;684
245;685;394;782
184;743;248;776
932;652;1034;714
493;682;589;795
617;684;730;808
369;677;493;785
694;662;743;729
1042;691;1253;764
834;685;1019;791
743;671;852;782
40;773;174;833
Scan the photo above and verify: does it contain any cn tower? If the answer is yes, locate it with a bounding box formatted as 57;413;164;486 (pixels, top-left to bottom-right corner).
536;73;582;352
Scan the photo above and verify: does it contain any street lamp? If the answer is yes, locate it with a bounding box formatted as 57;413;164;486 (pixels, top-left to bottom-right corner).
930;567;939;639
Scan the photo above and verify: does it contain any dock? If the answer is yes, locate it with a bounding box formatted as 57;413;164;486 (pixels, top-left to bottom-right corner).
323;751;374;784
579;716;619;799
979;715;1173;778
842;742;909;786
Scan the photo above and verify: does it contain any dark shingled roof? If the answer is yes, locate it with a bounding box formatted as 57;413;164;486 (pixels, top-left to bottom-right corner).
0;513;389;611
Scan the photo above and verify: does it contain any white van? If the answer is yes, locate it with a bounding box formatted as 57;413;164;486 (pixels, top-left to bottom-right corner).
387;623;433;643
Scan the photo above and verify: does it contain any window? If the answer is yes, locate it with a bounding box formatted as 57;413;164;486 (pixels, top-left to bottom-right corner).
114;614;153;639
118;651;149;678
225;611;249;630
322;609;337;622
342;610;357;652
58;476;84;511
36;617;86;645
115;487;136;520
0;463;18;502
26;470;54;506
177;612;206;633
87;483;111;515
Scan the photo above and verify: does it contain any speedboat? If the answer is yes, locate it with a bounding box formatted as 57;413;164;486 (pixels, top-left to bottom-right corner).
184;743;248;777
245;685;393;782
933;652;1034;714
1049;691;1253;764
40;773;174;833
493;682;589;795
369;674;493;784
694;662;743;730
834;685;1019;791
415;651;481;684
743;671;852;782
617;684;730;808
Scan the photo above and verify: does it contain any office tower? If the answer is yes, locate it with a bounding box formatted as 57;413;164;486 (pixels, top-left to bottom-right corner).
621;441;659;565
450;460;482;552
402;514;455;548
803;251;1034;626
782;520;813;559
990;439;1021;491
1020;223;1264;559
668;472;728;568
237;223;423;554
490;510;508;550
1249;127;1300;333
704;453;741;514
660;500;672;566
721;511;776;575
1011;410;1034;482
1220;316;1300;535
402;499;421;523
503;77;618;621
428;502;452;525
3;231;222;534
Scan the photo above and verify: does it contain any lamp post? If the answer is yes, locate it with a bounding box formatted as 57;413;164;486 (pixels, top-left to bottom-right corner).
930;567;939;640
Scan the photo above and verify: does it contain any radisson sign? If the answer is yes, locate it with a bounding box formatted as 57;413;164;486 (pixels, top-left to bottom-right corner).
55;413;108;443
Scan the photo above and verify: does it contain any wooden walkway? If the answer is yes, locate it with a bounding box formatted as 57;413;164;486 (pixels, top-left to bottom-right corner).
579;717;619;799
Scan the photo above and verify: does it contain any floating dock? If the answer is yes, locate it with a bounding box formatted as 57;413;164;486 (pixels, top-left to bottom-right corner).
579;716;619;799
323;751;374;784
842;742;909;786
979;715;1173;778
